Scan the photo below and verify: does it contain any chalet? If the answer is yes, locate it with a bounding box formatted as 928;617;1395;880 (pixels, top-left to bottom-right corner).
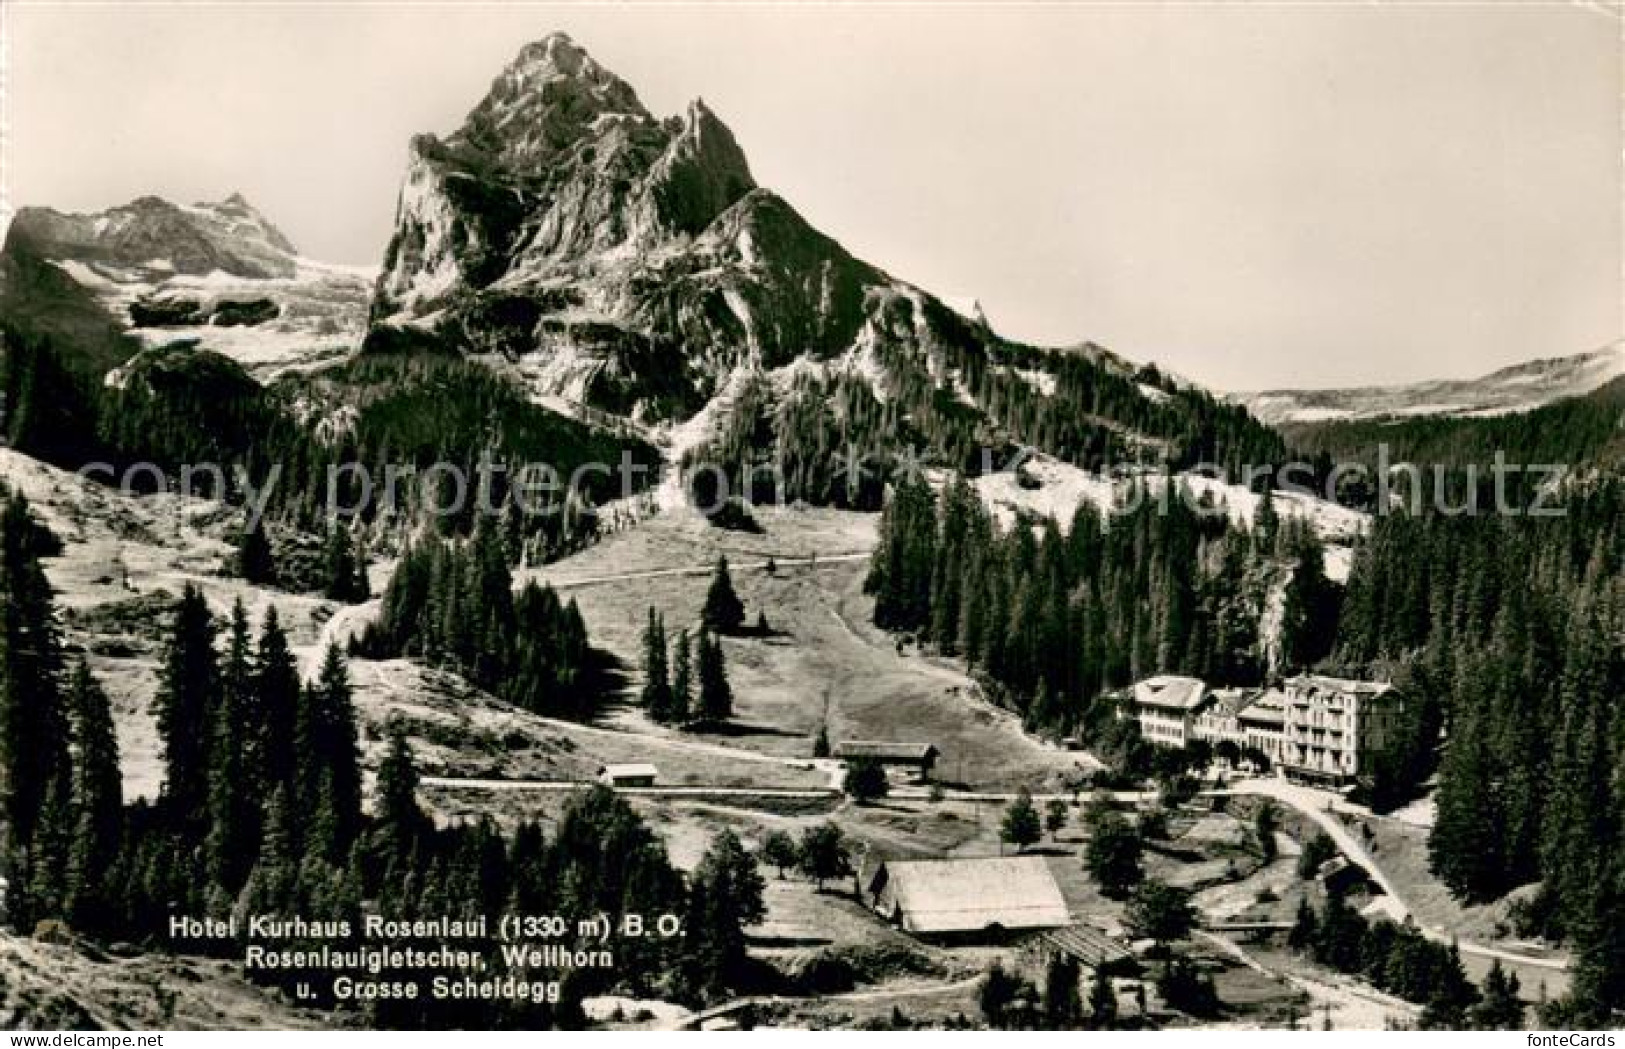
597;763;658;788
1128;676;1209;748
834;741;940;779
863;856;1070;939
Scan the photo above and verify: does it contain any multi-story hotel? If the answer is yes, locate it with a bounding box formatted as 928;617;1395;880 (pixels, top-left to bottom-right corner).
1122;673;1403;786
1277;675;1405;785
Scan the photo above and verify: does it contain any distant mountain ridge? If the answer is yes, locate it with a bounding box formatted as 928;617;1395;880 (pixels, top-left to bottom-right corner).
1;193;373;381
8;193;300;280
2;31;1287;500
1238;341;1625;426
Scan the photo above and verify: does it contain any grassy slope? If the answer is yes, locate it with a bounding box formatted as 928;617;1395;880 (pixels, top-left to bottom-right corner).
0;935;331;1030
513;504;1096;792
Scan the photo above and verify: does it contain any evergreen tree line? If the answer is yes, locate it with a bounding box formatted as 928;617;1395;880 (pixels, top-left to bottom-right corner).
0;329;655;563
1331;484;1625;1026
678;312;1291;518
0;490;110;930
978;956;1126;1030
1287;894;1501;1029
346;765;766;1024
0;499;769;1023
141;587;363;926
0;486;360;936
210;745;770;1023
864;476;1340;738
1281;375;1625;486
355;527;599;719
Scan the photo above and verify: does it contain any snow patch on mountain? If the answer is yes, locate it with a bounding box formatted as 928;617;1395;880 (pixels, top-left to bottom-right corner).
967;451;1365;580
51;253;373;381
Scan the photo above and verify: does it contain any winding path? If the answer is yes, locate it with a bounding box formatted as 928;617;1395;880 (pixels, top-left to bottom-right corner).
520;551;873;592
1211;779;1568;974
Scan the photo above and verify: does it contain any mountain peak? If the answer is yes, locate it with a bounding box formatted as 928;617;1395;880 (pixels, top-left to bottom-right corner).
6;192;297;279
449;33;649;168
511;31;593;79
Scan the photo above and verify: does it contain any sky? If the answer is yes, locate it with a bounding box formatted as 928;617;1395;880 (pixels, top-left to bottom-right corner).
3;1;1621;392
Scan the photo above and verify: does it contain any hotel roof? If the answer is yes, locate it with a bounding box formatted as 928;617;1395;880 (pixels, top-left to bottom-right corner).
1132;675;1209;712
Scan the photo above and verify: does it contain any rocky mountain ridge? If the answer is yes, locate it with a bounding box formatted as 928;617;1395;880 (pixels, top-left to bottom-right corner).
8;193;299;280
369;32;1137;428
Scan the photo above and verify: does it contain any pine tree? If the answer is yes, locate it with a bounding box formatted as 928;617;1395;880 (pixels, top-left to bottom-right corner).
206;601;256;892
1043;954;1083;1029
235;518;275;585
65;662;120;931
681;831;766;1001
0;493;72;915
375;731;426;857
1288;897;1319;952
979;961;1024;1029
1429;704;1506;901
1045;797;1069;839
297;645;362;862
701;556;745;634
323;521;368;603
240;785;297;917
1253;481;1280;553
1254;801;1280;863
154;583;217;830
670;629;693;720
866;478;937;631
640;608;675;722
26;776;71;919
250;606;300;800
1088;966;1118;1028
1124;879;1197;949
694;627;733;724
1470;960;1524;1029
1557;866;1625;1028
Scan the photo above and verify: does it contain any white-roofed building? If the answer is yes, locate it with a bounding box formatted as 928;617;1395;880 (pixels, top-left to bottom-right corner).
597;763;658;788
864;856;1070;939
1128;675;1209;748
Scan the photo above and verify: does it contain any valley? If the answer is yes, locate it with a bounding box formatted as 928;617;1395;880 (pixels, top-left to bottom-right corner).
0;434;1568;1029
0;23;1616;1035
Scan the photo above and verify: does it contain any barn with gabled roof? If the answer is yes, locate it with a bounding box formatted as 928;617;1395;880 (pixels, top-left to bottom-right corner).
863;856;1070;939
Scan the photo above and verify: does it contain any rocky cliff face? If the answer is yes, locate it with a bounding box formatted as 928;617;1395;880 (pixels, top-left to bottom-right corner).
371;32;1004;422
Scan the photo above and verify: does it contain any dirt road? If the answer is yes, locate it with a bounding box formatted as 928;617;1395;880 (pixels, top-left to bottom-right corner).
1213;779;1569;974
